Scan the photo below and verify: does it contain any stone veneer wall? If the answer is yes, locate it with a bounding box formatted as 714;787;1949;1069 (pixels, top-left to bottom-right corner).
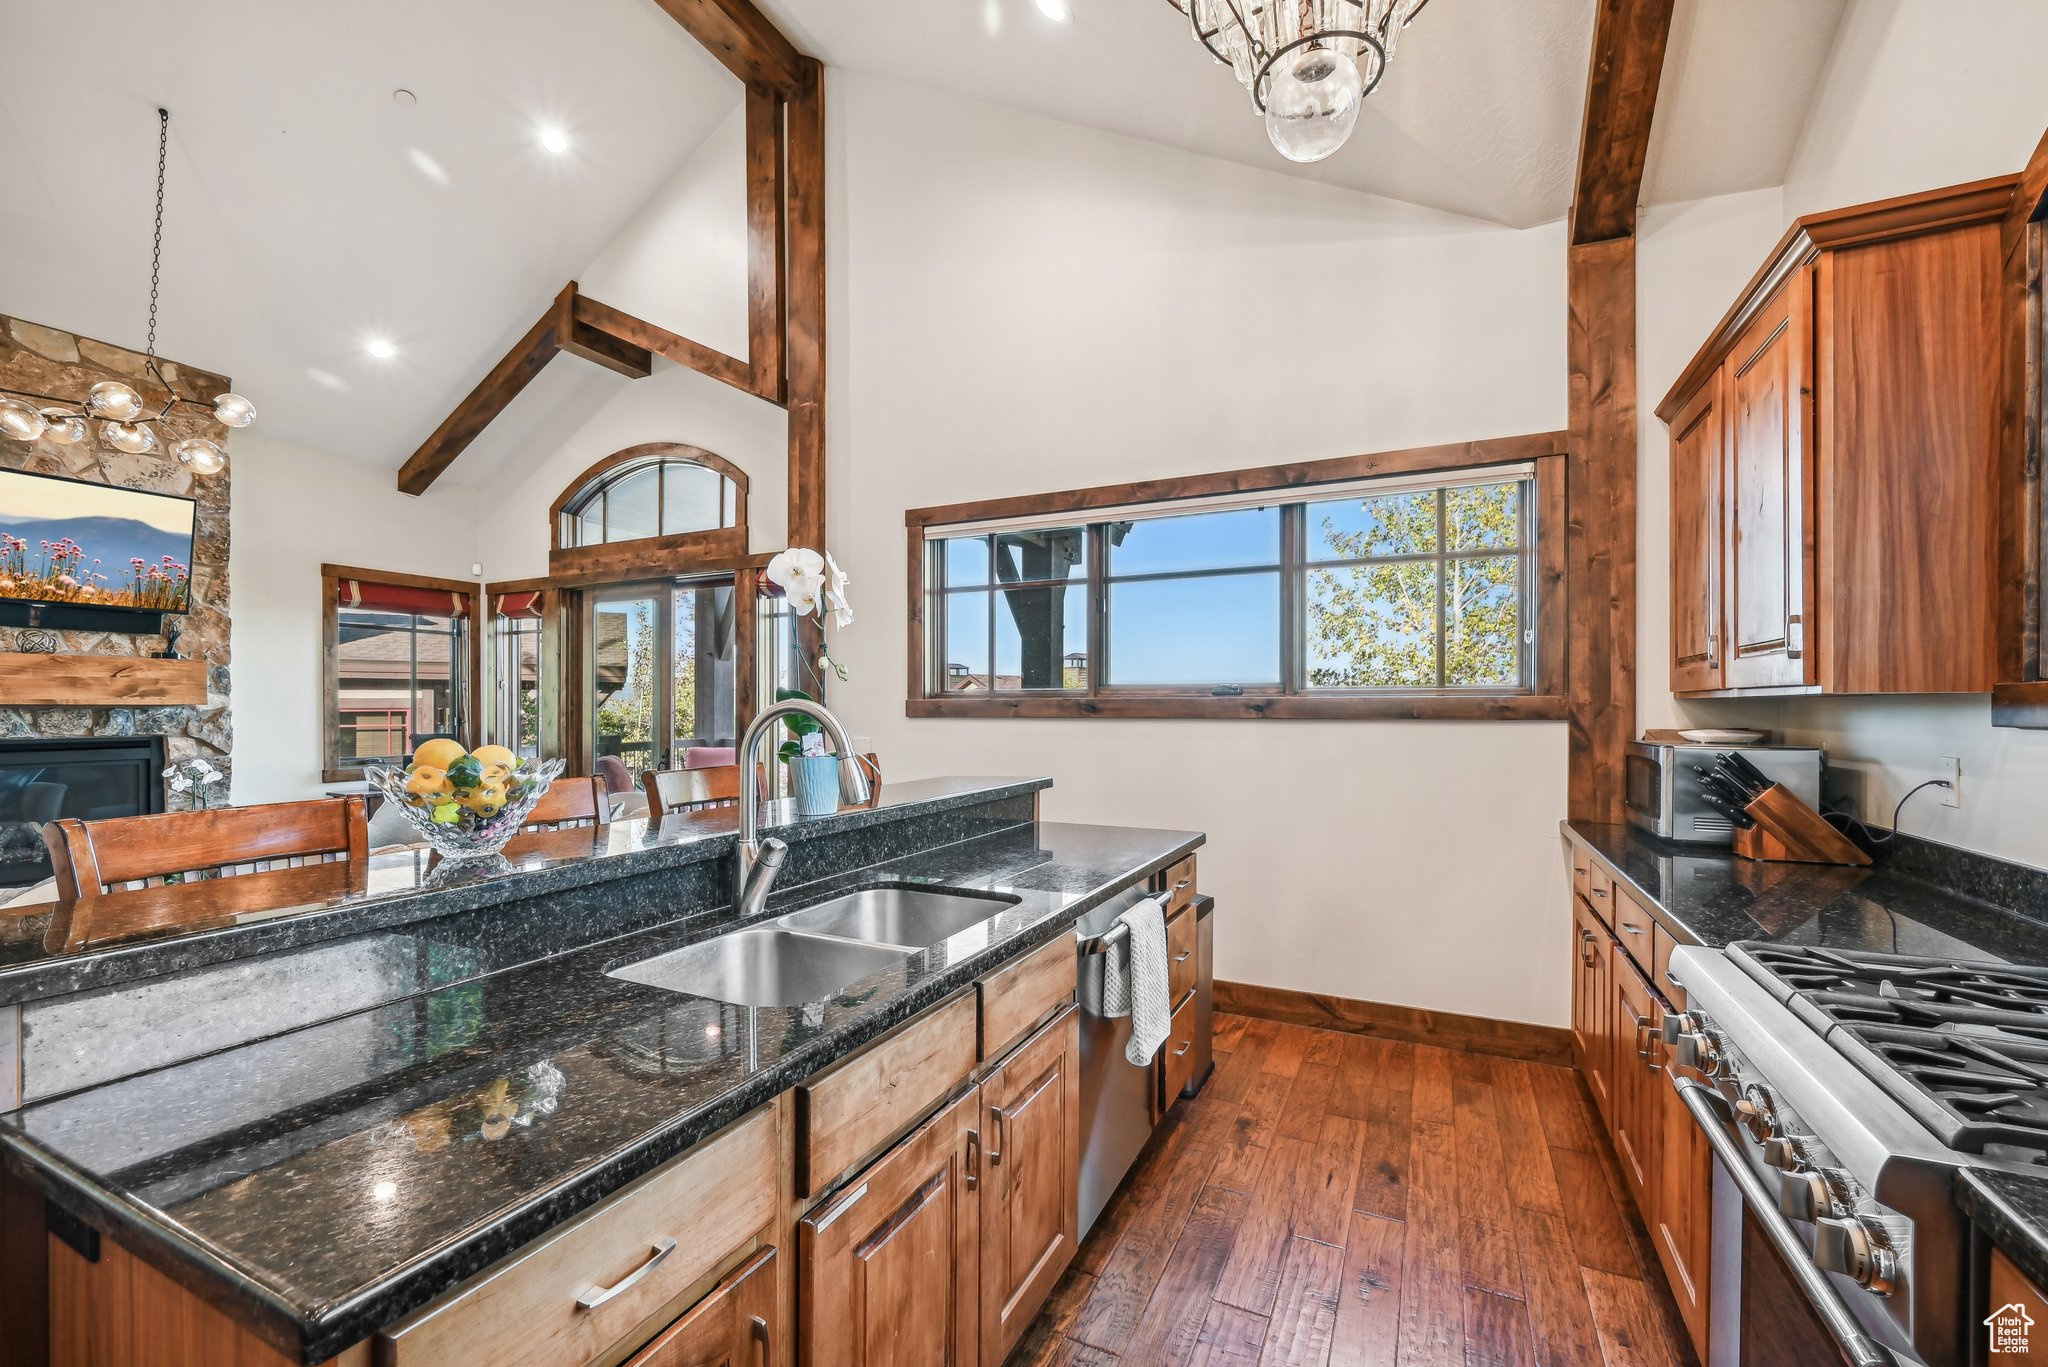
0;314;232;801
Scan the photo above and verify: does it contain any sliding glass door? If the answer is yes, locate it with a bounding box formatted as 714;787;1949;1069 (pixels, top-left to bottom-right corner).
587;577;738;781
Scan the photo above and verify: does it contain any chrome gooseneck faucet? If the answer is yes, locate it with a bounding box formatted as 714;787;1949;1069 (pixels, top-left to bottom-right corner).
733;697;870;917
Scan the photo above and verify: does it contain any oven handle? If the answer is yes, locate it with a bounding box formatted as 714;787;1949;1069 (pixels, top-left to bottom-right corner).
1673;1078;1896;1367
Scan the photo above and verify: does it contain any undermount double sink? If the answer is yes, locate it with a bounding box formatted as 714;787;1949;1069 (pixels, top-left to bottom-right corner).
608;884;1020;1008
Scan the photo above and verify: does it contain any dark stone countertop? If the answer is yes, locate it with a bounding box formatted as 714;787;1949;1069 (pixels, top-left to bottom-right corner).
0;818;1200;1363
0;775;1052;1007
1958;1169;2048;1292
1563;821;2048;965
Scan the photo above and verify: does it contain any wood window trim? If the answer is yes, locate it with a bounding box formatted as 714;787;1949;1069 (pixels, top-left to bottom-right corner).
903;434;1568;722
320;563;483;783
547;443;751;587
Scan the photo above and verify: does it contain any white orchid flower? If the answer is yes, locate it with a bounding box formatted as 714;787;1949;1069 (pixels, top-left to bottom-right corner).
821;552;854;628
767;547;829;618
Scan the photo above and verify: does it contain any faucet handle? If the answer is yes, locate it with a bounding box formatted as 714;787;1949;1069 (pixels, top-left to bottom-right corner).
757;837;789;870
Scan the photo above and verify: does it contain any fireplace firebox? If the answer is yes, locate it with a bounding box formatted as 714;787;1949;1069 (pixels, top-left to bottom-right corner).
0;737;167;888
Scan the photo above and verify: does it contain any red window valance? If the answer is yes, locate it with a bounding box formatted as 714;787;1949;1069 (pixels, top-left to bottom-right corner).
335;578;473;618
493;591;544;619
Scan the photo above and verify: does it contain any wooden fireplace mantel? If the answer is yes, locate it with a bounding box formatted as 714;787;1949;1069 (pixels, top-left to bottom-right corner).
0;654;208;707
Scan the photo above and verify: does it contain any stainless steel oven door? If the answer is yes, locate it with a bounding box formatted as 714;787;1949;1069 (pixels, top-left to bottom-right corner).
1675;1078;1911;1367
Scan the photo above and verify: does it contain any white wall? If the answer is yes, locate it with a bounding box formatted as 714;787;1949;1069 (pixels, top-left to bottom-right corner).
228;432;478;804
1637;0;2048;869
823;74;1574;1027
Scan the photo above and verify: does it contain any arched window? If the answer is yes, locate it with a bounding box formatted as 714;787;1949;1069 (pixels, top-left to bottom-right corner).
547;443;748;581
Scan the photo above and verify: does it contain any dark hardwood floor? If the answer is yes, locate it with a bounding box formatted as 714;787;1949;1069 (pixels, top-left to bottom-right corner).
1012;1013;1697;1367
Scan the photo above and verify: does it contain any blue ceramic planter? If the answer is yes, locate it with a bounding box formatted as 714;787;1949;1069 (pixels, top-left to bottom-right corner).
789;753;841;817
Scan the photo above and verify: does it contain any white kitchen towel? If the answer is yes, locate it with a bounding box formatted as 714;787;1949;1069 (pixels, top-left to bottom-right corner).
1101;894;1172;1065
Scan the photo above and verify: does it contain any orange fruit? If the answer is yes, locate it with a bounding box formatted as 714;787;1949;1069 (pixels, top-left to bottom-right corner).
405;766;452;800
472;744;518;771
412;738;467;772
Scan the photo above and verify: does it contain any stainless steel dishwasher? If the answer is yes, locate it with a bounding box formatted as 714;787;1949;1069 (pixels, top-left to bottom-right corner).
1072;885;1160;1239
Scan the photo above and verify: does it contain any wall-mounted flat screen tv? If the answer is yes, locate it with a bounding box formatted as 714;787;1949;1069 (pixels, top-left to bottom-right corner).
0;468;199;615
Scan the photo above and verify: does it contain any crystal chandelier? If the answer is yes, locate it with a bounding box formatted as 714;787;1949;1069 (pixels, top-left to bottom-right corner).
0;109;253;475
1167;0;1431;163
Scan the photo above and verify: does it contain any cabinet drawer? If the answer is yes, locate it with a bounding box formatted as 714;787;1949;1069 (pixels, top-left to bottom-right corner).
623;1245;775;1367
1571;844;1591;901
800;991;977;1197
1613;888;1656;969
1585;863;1615;926
1166;907;1197;1007
381;1106;776;1367
978;934;1078;1061
1160;992;1199;1109
1158;855;1197;916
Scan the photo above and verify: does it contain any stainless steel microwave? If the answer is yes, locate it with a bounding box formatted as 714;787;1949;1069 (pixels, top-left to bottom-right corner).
1624;740;1824;845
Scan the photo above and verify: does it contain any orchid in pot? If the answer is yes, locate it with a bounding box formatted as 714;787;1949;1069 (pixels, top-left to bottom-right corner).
761;547;857;816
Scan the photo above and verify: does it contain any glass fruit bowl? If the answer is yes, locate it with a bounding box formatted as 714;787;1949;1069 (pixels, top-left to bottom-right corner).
367;757;566;860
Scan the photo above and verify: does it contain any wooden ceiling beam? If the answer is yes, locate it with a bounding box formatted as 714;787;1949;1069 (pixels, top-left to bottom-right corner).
571;293;766;400
648;0;805;95
1570;0;1677;246
396;287;570;496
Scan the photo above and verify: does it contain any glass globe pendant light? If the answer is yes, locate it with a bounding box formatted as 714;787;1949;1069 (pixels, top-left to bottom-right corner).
0;108;254;472
1263;45;1366;163
1168;0;1429;165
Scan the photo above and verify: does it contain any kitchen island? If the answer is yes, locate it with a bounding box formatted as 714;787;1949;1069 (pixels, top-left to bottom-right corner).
0;777;1205;1366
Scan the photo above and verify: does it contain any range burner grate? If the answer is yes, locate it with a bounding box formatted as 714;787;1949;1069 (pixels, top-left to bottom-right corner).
1731;942;2048;1159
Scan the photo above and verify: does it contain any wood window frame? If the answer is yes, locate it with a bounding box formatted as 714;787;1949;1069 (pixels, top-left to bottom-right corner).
546;443;751;588
320;563;483;783
904;433;1568;722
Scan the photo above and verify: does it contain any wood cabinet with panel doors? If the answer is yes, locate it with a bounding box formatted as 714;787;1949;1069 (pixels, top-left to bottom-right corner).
1564;836;1712;1364
1657;176;2012;698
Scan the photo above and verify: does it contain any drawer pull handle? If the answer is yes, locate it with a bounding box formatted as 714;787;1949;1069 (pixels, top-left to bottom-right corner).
965;1128;981;1190
752;1313;772;1367
1591;887;1609;899
1173;879;1193;892
1173;1041;1193;1057
1621;924;1646;936
576;1237;676;1311
988;1105;1007;1166
1174;950;1193;963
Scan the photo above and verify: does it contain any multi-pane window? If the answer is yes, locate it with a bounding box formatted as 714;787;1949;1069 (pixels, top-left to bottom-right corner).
333;608;466;765
559;457;739;550
921;467;1537;698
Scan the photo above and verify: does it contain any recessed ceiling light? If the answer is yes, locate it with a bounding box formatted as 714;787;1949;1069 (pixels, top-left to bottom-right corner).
392;89;417;108
1035;0;1071;23
365;338;396;360
538;125;570;155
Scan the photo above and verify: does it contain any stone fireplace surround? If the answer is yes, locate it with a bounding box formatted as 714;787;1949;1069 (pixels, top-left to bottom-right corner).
0;315;232;806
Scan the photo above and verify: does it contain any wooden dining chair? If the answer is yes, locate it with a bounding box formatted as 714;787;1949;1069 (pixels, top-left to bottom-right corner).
521;775;612;831
642;764;742;818
40;796;371;951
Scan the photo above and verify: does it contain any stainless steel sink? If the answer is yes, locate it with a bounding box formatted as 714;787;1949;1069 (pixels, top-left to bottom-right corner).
608;929;911;1008
776;885;1018;950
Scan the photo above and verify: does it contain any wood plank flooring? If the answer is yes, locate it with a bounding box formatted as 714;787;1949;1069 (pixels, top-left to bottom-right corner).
1011;1014;1697;1367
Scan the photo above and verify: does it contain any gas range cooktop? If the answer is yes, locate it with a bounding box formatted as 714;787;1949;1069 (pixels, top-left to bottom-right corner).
1731;943;2048;1163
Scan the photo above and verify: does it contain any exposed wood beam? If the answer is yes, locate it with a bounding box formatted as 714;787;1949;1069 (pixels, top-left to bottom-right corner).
1564;0;1669;819
571;293;762;398
1569;0;1677;246
1566;237;1639;823
648;0;805;95
785;58;827;553
555;284;653;378
745;85;788;403
397;287;569;496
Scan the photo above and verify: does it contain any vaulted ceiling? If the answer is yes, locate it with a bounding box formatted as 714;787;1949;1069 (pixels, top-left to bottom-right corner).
0;0;1851;482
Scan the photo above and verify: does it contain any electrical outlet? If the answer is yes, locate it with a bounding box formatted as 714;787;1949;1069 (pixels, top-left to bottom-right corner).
1941;756;1962;808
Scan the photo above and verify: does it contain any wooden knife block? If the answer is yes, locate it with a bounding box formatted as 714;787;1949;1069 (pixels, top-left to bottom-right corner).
1732;784;1872;867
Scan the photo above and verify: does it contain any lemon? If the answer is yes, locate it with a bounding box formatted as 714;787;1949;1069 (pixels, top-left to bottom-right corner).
413;738;468;772
460;784;507;819
472;744;518;771
405;766;452;800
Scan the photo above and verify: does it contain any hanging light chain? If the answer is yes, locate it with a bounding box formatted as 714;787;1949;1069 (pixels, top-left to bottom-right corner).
144;107;169;396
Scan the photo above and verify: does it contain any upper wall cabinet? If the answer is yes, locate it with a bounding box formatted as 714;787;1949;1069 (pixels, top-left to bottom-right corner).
1657;177;2015;698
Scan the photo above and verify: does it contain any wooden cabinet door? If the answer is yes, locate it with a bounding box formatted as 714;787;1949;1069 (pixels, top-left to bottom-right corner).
1670;370;1727;691
1724;270;1817;690
625;1246;776;1367
1571;894;1614;1121
980;1005;1080;1367
1653;1013;1713;1364
800;1088;980;1367
1609;944;1659;1222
